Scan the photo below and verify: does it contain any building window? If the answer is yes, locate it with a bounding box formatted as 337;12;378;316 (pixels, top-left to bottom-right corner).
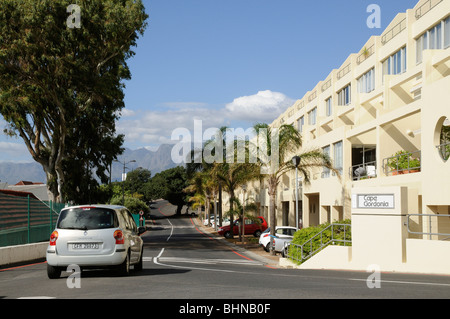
297;116;304;132
382;47;406;76
357;68;375;93
417;17;450;64
308;107;317;126
337;84;351;106
322;145;330;178
325;97;332;117
445;16;450;48
333;141;343;175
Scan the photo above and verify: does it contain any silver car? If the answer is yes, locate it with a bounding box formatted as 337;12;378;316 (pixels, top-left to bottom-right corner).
46;205;145;279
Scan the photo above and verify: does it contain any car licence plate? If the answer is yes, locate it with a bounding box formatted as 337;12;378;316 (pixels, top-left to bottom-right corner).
72;243;99;249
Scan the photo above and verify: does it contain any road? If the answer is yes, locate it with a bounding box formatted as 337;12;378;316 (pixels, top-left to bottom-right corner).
1;199;450;304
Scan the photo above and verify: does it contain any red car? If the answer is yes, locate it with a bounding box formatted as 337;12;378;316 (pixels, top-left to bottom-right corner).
218;216;268;239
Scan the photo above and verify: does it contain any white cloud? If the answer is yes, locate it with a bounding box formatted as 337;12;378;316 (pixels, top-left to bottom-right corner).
225;90;294;122
116;90;294;149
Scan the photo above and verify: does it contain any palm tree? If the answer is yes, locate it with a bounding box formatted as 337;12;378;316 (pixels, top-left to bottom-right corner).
252;123;339;255
213;138;260;238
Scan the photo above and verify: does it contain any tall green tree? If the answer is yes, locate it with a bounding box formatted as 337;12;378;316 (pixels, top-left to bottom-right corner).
0;0;148;202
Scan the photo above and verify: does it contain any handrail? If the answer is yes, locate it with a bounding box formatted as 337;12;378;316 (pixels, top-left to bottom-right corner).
285;223;351;264
407;214;450;240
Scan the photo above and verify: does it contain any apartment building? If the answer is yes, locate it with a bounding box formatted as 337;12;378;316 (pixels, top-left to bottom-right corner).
232;0;450;239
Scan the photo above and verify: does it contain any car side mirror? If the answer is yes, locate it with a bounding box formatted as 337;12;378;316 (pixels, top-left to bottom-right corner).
138;226;146;235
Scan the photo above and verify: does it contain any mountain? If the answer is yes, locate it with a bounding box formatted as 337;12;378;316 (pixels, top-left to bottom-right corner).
111;144;180;181
0;144;180;185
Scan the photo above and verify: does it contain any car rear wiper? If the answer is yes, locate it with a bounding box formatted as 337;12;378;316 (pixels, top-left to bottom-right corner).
60;226;89;230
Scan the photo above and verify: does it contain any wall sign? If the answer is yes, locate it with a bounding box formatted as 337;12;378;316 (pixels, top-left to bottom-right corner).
352;194;395;209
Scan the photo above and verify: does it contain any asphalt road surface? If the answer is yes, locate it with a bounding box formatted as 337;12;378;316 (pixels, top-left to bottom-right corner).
1;200;450;305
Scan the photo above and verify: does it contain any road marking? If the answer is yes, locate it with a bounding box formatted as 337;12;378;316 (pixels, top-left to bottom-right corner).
153;248;237;273
349;278;450;287
157;257;264;266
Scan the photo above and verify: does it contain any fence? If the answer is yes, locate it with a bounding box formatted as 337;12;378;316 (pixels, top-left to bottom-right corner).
0;192;65;247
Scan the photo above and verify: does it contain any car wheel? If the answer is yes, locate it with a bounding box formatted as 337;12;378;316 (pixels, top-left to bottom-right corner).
254;230;262;237
224;231;233;239
264;243;270;252
47;264;62;279
117;251;130;276
134;247;143;271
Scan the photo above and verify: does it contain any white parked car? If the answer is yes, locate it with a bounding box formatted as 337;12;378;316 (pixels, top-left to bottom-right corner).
46;205;145;279
259;226;297;252
211;217;230;228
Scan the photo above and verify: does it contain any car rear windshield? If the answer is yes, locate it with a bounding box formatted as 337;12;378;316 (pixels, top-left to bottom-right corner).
57;207;118;230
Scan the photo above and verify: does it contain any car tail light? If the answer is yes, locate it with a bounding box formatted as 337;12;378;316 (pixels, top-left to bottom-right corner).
49;230;58;246
114;230;124;244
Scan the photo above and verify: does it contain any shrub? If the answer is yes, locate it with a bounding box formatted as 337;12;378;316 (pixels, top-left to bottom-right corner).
288;219;351;265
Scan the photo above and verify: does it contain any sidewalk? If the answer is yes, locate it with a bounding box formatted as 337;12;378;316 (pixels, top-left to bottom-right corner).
193;218;280;268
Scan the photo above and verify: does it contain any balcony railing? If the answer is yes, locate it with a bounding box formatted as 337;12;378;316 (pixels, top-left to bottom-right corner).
437;141;450;161
415;0;443;20
381;18;406;45
349;161;377;181
383;150;421;176
356;45;375;65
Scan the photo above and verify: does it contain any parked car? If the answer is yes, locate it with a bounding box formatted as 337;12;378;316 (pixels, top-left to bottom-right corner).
203;215;216;226
211;217;230;228
259;226;297;252
46;205;145;279
218;216;268;239
271;227;297;257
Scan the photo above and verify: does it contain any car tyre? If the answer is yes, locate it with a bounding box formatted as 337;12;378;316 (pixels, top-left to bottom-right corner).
134;247;143;271
117;251;130;276
224;231;233;239
47;264;62;279
254;230;262;237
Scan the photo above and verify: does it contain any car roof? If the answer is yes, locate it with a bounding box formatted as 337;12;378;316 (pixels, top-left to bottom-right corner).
61;204;126;211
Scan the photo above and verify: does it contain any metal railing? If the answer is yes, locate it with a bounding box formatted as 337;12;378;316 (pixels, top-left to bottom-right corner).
437;141;450;161
407;214;450;241
337;63;351;80
415;0;443;20
383;150;421;176
357;45;375;64
381;18;406;45
349;160;377;181
285;223;351;264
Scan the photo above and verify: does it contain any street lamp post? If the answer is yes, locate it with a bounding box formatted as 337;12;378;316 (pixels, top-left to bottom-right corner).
115;159;136;206
292;156;300;230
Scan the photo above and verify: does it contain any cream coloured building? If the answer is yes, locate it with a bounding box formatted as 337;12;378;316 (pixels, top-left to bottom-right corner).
228;0;450;245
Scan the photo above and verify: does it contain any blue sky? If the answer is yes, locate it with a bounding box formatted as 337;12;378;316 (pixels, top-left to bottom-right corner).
0;0;419;162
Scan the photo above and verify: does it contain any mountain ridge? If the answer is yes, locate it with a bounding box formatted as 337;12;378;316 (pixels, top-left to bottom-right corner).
0;144;179;185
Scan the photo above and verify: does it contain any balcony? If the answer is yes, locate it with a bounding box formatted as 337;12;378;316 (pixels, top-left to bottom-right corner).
383;150;421;176
349;161;377;181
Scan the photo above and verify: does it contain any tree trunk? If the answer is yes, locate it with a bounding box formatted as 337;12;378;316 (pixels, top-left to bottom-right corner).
268;177;277;255
229;193;235;238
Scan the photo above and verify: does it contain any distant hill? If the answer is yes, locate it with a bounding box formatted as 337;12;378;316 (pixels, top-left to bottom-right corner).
0;144;180;185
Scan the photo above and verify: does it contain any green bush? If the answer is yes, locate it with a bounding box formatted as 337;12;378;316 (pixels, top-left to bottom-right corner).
110;196;149;216
288;219;351;265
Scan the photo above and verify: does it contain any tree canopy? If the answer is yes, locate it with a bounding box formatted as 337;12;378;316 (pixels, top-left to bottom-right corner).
0;0;148;202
